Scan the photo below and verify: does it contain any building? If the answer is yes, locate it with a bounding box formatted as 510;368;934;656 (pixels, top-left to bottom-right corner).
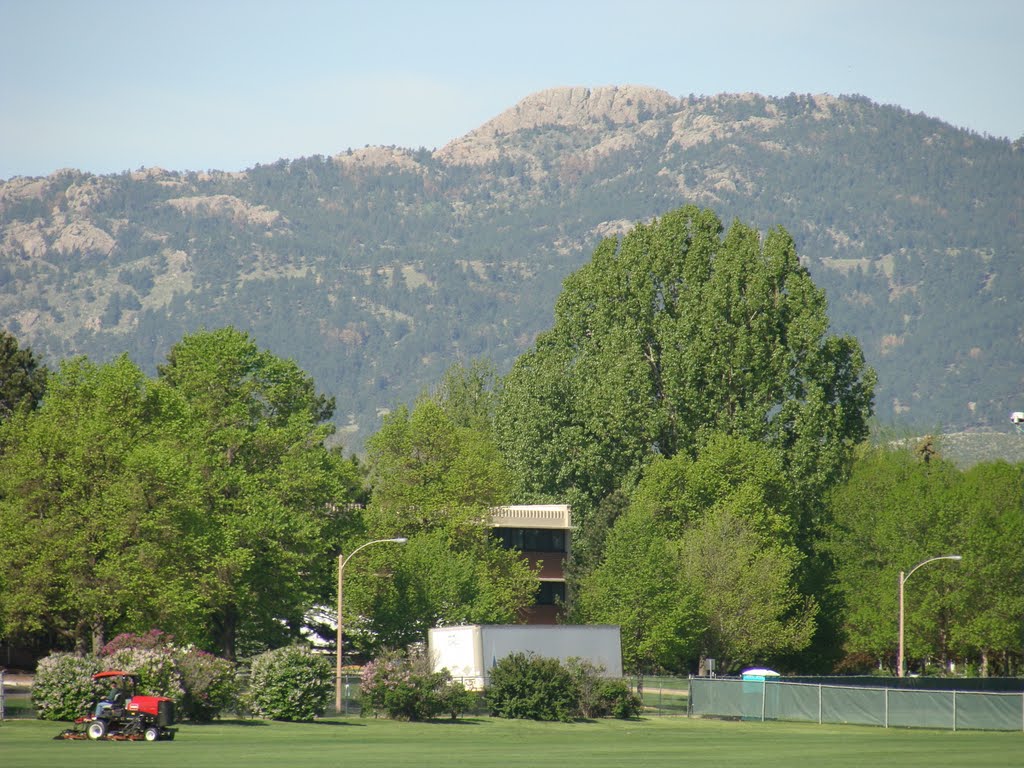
489;504;571;624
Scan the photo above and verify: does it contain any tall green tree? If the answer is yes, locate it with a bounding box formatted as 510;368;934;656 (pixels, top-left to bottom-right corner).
572;506;702;675
593;433;816;673
825;445;963;672
0;355;202;652
157;327;355;659
631;433;797;543
678;506;816;672
0;329;48;421
350;391;535;654
434;358;502;433
949;461;1024;676
496;205;876;530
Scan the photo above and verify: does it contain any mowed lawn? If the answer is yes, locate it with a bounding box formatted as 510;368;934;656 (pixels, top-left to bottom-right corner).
1;716;1020;768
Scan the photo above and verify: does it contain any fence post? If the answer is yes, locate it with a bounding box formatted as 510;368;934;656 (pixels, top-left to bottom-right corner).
884;688;888;729
818;684;822;725
761;681;766;722
952;690;957;732
1;668;5;722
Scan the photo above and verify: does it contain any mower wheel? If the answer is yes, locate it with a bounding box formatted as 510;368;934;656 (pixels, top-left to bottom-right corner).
86;720;108;740
144;726;160;742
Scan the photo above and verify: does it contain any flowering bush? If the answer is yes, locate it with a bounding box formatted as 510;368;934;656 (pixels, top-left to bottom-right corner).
100;629;175;656
360;650;473;721
245;645;332;721
175;648;238;722
102;630;237;719
31;653;101;721
105;647;186;706
32;630;239;721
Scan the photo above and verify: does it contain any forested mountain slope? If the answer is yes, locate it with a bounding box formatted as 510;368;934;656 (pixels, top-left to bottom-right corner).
2;86;1022;450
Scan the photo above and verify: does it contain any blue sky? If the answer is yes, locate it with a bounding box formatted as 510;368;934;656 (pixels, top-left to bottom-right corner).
2;0;1021;179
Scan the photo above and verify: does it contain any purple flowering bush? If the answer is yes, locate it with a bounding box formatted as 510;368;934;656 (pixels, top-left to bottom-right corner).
360;650;473;721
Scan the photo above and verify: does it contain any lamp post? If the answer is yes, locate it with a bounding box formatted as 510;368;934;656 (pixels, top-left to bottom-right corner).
336;537;407;713
897;555;961;678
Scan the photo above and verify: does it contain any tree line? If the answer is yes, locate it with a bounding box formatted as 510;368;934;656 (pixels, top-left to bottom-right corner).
1;205;1021;676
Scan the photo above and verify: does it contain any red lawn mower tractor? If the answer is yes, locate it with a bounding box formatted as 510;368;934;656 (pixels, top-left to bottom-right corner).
59;670;176;741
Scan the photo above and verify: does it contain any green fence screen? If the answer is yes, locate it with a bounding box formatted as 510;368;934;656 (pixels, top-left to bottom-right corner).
689;678;1024;732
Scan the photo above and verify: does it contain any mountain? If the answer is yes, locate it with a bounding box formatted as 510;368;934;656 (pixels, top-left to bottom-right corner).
2;85;1022;451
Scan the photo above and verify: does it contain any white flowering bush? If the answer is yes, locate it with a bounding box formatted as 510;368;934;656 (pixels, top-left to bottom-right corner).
105;647;186;707
245;645;332;721
31;631;238;722
99;630;237;719
31;653;101;721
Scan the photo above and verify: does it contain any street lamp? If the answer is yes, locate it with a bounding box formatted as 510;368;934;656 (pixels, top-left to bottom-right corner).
336;537;407;713
897;555;962;678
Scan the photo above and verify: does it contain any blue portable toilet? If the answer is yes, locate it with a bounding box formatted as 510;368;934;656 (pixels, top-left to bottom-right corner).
740;668;780;720
741;668;780;682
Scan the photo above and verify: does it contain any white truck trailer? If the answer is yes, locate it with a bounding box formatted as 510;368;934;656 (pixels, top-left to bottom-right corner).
428;624;622;689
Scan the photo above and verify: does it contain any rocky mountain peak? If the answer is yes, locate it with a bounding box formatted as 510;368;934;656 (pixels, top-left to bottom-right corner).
436;85;679;165
478;85;679;134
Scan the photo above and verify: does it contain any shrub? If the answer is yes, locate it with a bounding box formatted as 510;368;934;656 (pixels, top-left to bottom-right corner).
595;678;643;719
104;630;236;720
100;629;175;656
567;658;605;719
31;653;101;721
435;678;477;720
486;654;640;722
486;652;576;722
246;645;332;721
174;648;238;722
566;659;641;719
32;632;239;722
360;650;473;721
105;647;186;706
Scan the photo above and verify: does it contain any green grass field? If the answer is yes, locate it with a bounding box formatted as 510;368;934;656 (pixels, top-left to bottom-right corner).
1;716;1020;768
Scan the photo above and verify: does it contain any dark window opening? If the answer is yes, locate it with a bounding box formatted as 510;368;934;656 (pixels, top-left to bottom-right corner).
492;527;567;553
536;581;566;606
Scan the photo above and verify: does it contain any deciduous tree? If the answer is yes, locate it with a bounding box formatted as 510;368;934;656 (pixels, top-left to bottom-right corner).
0;355;202;652
350;388;534;653
496;206;875;530
156;327;356;658
573;506;702;675
949;461;1024;676
825;446;963;671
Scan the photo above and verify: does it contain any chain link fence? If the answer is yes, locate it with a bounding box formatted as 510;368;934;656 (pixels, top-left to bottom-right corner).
689;677;1024;731
0;670;36;720
629;675;690;716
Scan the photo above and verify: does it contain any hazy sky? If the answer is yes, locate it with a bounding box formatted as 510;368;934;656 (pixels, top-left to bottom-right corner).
2;0;1021;180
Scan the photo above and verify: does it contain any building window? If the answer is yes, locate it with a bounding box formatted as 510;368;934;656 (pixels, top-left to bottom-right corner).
536;581;566;605
492;527;566;553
